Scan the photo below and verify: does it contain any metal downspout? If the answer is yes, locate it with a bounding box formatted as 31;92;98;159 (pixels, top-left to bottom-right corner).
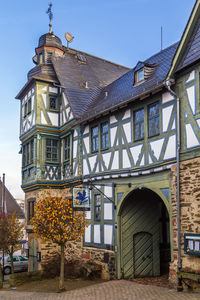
165;80;181;271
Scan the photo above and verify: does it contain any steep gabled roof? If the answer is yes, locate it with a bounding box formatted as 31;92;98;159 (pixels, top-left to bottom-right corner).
52;48;130;118
0;181;24;219
80;42;179;122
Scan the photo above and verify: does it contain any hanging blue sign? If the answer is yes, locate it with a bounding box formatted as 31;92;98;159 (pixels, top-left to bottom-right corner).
73;188;90;210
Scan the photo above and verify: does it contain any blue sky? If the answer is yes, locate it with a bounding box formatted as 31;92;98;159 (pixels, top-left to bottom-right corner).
0;0;196;198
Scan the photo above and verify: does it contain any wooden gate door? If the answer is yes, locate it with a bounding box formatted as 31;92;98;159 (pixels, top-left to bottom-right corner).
29;239;37;272
133;232;153;277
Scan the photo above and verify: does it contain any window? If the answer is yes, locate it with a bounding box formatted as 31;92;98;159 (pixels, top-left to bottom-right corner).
39;53;43;64
101;122;109;150
94;194;101;221
22;139;34;166
64;135;71;163
27;198;35;222
49;95;58;110
46;52;53;64
24;102;27;117
91;126;99;152
46;139;58;162
27;98;31;115
148;102;160;137
135;68;144;83
134;108;144;141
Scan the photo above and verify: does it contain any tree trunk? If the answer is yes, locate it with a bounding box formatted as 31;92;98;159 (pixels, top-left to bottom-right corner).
59;243;65;291
10;247;14;274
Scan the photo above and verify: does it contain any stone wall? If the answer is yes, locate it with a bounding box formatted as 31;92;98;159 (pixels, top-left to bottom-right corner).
170;157;200;286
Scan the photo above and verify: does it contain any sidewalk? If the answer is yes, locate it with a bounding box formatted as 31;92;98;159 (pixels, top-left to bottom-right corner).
0;280;200;300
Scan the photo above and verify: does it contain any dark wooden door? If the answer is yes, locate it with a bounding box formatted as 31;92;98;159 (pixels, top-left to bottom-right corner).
133;232;153;277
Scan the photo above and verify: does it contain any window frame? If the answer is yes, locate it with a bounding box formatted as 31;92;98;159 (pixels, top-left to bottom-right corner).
91;125;99;153
135;68;144;83
101;122;109;150
94;194;101;222
48;94;58;111
46;138;59;162
27;198;36;224
148;101;160;138
134;108;144;141
64;134;71;164
22;139;34;167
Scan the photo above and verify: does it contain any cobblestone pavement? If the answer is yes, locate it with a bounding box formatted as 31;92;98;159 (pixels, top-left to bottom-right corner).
0;280;200;300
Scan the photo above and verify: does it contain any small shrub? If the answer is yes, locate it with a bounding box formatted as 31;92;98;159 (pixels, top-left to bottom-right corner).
42;252;82;279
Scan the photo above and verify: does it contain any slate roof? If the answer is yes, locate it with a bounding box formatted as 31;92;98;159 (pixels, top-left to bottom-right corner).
0;181;24;218
52;48;130;118
80;42;179;122
176;17;200;72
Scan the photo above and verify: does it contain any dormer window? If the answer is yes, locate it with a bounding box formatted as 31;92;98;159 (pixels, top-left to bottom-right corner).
136;68;144;83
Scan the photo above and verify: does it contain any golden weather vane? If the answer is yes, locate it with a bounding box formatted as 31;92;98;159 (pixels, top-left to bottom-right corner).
46;2;53;33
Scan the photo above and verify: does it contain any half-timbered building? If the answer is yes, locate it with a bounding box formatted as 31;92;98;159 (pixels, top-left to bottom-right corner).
16;0;200;286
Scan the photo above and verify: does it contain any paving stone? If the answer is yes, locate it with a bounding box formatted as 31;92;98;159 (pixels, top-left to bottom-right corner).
0;280;200;300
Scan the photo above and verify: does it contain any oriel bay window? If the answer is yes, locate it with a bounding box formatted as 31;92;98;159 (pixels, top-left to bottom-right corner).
46;138;59;162
22;139;34;166
134;108;144;141
148;102;160;137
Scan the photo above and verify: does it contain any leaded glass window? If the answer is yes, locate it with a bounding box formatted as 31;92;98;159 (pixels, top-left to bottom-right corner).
22;139;34;166
64;135;71;163
101;122;109;150
27;98;32;115
94;194;101;221
148;102;160;137
91;126;99;152
49;96;57;110
134;108;144;141
46;139;58;162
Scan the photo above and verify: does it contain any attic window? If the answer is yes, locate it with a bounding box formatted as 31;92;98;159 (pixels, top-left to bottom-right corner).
77;54;87;63
136;68;144;83
46;52;53;64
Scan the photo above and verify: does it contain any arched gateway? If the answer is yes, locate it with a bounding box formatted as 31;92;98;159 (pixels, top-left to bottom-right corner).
118;188;170;278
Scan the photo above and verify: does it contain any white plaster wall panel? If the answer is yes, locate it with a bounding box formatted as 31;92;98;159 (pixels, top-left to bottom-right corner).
32;112;35;126
140;154;145;166
111;150;119;170
162;105;173;132
73;140;78;159
69;110;73;120
49;87;58;94
110;127;117;147
84;224;91;243
122;109;131;120
31;88;34;94
95;162;99;173
86;211;91;220
110;115;117;124
122;122;131;143
148;154;153;164
150;138;165;160
41;111;48;125
74;163;78;177
83;125;89;135
66;107;70;119
102;152;111;169
83;159;89;175
31;96;35;110
22;106;24;117
162;92;174;104
163;134;176;160
25;95;27;101
74;129;78;138
186;123;200;148
94;224;101;244
28;90;31;97
26;122;30;131
89;155;97;172
130;144;143;165
42;93;47;109
104;225;113;245
60;113;62;126
104;185;113;198
47;112;59;126
41;86;47;92
62;111;66;124
104;203;113;220
196;119;200;129
83;136;90;154
172;118;176;130
28;115;32;124
186;70;195;83
63;93;68;106
186;85;196;115
122;149;131;168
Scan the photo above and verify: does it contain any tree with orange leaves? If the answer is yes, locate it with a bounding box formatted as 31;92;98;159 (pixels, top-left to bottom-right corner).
31;192;88;291
0;212;24;274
